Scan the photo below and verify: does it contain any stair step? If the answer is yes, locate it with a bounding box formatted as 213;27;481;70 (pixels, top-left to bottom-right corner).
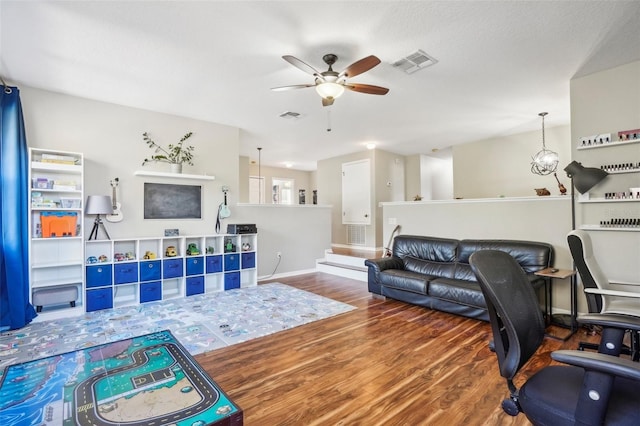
317;260;367;272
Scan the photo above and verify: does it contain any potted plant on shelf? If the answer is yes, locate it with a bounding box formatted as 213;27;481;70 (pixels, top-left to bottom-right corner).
141;131;195;173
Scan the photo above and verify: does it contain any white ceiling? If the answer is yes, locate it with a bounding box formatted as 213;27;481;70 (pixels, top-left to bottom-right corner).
2;1;639;171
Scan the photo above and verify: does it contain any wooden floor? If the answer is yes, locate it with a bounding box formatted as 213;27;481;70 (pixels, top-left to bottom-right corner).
194;272;600;426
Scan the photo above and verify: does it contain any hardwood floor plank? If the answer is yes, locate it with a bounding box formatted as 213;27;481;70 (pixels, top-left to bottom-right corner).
195;272;601;425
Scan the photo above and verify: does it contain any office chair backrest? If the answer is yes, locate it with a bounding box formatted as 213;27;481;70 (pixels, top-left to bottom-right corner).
469;250;545;380
567;229;604;313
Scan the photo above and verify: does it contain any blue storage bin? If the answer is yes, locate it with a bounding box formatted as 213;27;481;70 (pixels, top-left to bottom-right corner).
206;255;223;273
241;252;256;269
224;254;240;271
114;262;138;284
224;271;240;290
186;256;204;276
139;281;162;303
139;260;161;281
86;264;112;288
163;258;183;279
85;288;113;312
186;276;205;296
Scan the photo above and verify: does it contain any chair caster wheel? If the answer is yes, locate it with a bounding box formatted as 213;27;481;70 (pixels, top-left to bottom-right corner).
502;398;520;416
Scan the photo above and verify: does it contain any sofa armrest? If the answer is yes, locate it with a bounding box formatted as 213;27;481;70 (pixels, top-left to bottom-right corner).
365;257;404;294
364;256;404;273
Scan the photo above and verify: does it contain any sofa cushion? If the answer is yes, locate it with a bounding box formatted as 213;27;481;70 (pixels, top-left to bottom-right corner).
404;257;456;278
379;269;432;294
457;239;553;276
393;235;458;262
428;277;486;310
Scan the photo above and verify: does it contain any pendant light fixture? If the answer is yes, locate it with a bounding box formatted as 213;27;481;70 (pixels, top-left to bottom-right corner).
531;112;559;175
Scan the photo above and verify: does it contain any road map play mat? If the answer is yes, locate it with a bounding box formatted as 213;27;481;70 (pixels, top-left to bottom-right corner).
0;330;242;425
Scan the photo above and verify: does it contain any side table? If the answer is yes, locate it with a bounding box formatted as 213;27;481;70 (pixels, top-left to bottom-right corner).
535;267;577;341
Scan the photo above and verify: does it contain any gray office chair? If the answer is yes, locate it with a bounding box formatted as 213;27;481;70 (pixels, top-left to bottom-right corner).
470;250;640;424
567;229;640;360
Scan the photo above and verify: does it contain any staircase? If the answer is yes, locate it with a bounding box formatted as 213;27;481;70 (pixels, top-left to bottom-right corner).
316;247;380;282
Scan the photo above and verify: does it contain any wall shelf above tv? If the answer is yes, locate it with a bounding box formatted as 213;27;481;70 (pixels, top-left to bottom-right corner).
134;170;216;180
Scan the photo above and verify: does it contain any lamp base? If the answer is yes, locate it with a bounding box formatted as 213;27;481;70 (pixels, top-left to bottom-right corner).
88;215;111;240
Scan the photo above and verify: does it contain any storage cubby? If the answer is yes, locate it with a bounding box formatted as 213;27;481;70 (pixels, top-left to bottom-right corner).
83;233;257;312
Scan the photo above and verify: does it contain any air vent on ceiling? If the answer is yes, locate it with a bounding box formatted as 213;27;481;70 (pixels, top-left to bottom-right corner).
392;49;438;74
279;111;301;119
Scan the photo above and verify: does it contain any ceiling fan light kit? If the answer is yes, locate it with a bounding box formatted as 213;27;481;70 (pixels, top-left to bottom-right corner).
272;53;389;107
315;82;344;100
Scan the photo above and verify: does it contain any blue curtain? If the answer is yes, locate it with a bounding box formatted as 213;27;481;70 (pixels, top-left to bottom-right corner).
0;84;37;330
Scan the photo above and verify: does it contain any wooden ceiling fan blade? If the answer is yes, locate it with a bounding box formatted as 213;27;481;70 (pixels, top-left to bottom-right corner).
282;55;323;79
345;83;389;95
322;97;334;107
271;84;315;92
339;55;381;78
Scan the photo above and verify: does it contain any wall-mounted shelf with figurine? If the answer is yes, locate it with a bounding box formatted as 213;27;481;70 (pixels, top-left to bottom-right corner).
134;170;216;180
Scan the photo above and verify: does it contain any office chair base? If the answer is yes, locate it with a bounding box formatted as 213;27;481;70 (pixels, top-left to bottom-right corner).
502;398;521;416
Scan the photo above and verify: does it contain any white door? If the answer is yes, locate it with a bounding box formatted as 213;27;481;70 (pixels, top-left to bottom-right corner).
342;159;371;224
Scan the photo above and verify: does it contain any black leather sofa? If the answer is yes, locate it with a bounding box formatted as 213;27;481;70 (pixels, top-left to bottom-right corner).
364;235;554;321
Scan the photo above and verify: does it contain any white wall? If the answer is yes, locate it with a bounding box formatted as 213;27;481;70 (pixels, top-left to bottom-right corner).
21;86;239;239
421;154;453;200
570;60;640;284
19;86;330;278
453;125;571;199
233;204;332;279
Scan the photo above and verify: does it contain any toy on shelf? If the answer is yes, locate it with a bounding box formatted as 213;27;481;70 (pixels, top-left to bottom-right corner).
186;243;200;256
143;251;157;259
125;252;135;260
224;239;236;253
98;255;108;263
242;242;251;251
87;256;98;264
114;253;125;262
165;246;177;257
206;246;215;254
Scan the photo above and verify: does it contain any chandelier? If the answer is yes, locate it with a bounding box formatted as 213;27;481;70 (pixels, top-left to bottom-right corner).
531;112;559;175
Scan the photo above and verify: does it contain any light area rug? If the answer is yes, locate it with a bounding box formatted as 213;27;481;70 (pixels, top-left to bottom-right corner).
0;283;355;371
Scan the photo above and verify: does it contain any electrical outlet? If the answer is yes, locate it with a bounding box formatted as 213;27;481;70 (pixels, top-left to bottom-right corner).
276;252;282;259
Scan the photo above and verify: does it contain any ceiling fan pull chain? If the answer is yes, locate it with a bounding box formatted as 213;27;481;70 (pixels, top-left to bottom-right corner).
327;109;332;132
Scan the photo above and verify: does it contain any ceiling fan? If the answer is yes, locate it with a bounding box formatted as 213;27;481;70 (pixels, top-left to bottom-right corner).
271;53;389;106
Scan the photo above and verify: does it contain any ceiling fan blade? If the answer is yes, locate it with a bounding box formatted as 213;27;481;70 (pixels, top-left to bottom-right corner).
339;55;381;79
322;97;334;107
282;55;323;80
345;83;389;95
271;84;315;92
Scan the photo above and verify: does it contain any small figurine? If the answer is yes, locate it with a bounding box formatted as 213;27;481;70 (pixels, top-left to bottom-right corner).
206;246;214;254
143;251;157;259
242;242;251;251
125;252;135;260
87;256;98;264
165;246;177;257
186;243;200;256
114;253;125;262
534;188;551;196
98;255;108;262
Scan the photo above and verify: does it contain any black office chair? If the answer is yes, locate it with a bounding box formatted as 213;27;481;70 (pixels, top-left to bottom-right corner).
568;229;640;360
469;250;640;425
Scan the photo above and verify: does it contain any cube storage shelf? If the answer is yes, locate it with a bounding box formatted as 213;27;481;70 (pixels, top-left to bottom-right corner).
28;148;84;317
84;234;257;312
